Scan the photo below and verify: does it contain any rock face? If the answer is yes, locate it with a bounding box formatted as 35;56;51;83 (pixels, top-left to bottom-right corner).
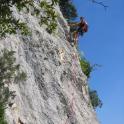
0;1;99;124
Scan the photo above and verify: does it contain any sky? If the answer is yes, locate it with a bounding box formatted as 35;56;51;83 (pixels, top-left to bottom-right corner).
73;0;124;124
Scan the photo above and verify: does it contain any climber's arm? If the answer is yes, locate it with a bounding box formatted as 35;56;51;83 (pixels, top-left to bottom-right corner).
68;22;79;27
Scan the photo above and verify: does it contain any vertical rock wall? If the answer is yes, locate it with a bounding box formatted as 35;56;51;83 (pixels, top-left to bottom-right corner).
0;1;99;124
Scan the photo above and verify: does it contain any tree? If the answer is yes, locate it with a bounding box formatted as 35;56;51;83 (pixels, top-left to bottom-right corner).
59;0;78;21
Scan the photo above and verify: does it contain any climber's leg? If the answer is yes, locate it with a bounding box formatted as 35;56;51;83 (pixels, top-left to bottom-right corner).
73;31;78;46
68;22;79;27
73;31;76;43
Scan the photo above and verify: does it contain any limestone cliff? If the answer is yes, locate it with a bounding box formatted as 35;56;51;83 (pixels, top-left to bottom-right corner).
0;1;99;124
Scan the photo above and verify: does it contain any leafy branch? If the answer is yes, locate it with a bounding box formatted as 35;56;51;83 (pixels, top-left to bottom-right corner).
39;0;58;34
0;49;27;123
89;0;108;10
0;0;59;37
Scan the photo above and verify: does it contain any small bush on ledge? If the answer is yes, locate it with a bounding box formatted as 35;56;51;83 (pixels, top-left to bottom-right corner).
80;57;93;78
89;89;103;109
80;57;100;79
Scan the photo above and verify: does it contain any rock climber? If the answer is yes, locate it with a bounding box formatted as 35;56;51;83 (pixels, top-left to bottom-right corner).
68;17;88;46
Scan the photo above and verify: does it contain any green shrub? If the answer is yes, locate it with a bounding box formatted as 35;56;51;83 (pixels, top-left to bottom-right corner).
89;89;103;109
0;103;8;124
15;71;27;82
80;57;93;78
80;57;100;78
39;0;58;34
0;0;33;37
0;49;27;123
79;53;102;109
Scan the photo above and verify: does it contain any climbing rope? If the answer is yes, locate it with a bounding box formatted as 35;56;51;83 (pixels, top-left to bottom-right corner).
64;52;78;124
58;47;89;124
65;92;76;124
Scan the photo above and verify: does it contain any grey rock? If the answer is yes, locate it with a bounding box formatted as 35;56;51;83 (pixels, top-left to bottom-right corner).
0;1;99;124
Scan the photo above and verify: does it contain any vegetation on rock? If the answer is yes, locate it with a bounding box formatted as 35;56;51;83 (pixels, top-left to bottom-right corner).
0;0;59;37
59;0;78;21
80;57;93;78
78;52;103;109
39;0;59;34
0;49;27;123
89;89;103;109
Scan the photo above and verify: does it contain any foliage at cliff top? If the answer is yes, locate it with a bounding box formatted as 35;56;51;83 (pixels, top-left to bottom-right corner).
39;0;59;34
59;0;78;21
0;0;59;37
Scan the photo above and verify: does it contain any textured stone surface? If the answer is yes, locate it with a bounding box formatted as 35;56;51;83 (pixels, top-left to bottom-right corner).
0;1;99;124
